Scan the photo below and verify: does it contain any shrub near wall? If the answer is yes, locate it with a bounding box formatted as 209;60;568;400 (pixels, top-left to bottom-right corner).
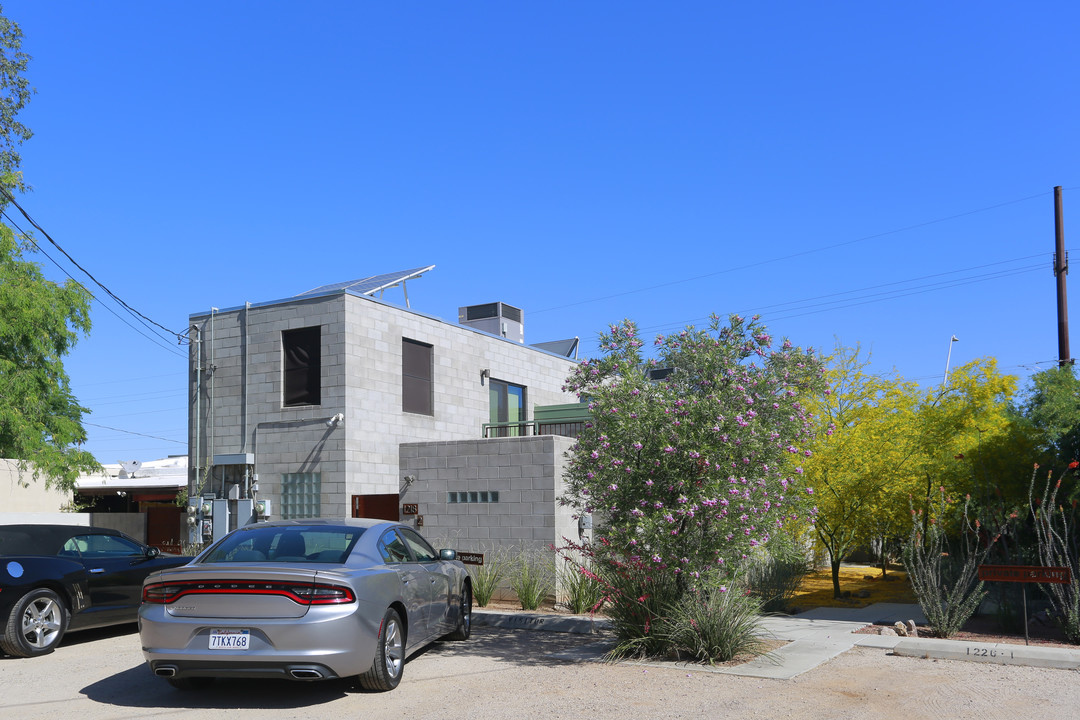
561;315;824;659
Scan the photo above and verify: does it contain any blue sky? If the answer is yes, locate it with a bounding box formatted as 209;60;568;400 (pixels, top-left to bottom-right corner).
5;1;1079;464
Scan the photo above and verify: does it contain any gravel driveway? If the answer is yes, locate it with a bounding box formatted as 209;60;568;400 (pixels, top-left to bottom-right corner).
1;623;1077;720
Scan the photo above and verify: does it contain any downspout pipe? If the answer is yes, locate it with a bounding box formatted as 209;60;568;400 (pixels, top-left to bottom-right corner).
191;323;201;495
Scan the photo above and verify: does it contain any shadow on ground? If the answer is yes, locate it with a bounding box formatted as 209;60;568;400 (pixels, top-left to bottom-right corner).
79;627;607;711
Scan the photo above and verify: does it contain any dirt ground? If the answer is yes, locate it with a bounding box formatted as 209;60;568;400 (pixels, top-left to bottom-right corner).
1;623;1077;720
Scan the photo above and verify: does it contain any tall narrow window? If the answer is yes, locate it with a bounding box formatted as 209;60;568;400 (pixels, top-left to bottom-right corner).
402;338;433;415
489;379;526;437
283;326;321;407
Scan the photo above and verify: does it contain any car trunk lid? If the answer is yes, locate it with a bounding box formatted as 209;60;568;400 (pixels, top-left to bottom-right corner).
149;566;326;619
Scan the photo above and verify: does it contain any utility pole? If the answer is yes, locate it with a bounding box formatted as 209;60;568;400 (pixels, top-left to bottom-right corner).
1054;186;1072;366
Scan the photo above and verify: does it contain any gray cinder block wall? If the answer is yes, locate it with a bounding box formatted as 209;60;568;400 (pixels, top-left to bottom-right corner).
398;435;579;554
189;290;579;520
399;435;584;605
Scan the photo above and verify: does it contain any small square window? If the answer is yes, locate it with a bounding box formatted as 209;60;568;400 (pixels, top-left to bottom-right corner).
281;472;321;519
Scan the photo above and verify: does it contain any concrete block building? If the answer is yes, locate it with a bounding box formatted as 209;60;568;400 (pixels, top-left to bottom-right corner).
187;268;584;552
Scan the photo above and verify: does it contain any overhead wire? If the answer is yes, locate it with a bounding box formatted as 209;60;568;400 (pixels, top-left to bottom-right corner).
83;422;186;446
531;190;1054;315
0;191;189;451
0;186;188;347
2;209;187;359
644;256;1046;333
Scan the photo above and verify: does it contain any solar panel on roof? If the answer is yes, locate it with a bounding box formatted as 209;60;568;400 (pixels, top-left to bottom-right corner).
296;265;435;298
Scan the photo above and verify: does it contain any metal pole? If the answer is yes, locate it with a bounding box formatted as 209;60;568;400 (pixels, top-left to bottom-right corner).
943;335;959;385
1055;186;1071;366
1023;584;1029;646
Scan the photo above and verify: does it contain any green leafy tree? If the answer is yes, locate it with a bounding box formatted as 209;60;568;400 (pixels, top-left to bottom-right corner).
806;349;1019;597
561;314;823;591
0;6;98;490
912;358;1018;504
0;7;32;176
804;344;923;597
1015;365;1080;471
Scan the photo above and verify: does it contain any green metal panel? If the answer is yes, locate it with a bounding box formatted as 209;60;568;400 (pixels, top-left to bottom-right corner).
534;402;591;423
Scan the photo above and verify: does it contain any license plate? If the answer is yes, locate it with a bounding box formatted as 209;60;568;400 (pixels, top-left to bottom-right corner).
208;629;250;650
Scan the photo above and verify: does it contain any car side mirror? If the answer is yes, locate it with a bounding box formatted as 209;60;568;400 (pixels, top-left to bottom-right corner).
145;546;161;559
439;549;457;561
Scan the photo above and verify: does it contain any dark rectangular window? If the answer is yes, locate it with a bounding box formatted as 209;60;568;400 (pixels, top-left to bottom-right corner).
402;338;433;415
283;327;321;407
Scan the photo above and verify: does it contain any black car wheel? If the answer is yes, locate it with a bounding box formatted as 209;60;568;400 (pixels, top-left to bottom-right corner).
1;588;70;658
357;608;405;692
446;582;472;641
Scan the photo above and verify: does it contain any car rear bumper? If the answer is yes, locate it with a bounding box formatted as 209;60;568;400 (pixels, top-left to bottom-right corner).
149;658;343;681
139;602;380;680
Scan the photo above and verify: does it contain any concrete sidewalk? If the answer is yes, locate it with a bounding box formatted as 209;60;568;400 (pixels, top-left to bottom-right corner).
473;603;1080;678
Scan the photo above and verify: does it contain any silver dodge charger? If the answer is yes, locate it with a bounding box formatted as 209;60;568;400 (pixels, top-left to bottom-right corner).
139;518;472;691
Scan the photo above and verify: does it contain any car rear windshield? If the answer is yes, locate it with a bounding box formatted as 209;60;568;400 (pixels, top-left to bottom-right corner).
200;526;365;564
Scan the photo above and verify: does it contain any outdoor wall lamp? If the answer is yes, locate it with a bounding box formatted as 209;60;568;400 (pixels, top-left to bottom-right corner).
480;368;490;386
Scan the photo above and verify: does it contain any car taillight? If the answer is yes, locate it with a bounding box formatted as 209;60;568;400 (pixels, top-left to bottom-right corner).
143;583;187;604
142;580;355;605
291;584;356;604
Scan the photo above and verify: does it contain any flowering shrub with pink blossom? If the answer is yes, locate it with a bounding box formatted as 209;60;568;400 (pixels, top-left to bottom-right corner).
560;314;823;656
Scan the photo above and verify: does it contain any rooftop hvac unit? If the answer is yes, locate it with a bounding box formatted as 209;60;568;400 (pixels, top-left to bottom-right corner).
458;302;524;343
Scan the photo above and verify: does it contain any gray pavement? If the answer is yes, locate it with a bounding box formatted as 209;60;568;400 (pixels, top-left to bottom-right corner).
473;602;1080;678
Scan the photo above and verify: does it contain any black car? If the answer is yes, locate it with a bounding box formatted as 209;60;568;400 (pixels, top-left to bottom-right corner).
0;524;190;657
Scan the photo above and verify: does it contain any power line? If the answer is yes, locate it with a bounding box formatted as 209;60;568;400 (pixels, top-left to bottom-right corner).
83;422;185;445
1;209;187;358
644;255;1045;333
0;187;188;346
532;189;1054;316
764;265;1040;323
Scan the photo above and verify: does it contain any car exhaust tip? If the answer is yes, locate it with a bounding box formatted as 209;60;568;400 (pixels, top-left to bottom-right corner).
288;667;325;680
155;666;178;678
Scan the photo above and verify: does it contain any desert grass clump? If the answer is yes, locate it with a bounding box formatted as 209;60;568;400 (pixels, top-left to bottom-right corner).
467;546;509;607
745;536;813;613
662;575;766;664
557;556;605;614
510;548;554;610
595;556;683;659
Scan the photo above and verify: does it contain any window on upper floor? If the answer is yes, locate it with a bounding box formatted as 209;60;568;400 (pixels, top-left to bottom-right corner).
283;326;321;407
489;378;526;437
402;338;434;415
